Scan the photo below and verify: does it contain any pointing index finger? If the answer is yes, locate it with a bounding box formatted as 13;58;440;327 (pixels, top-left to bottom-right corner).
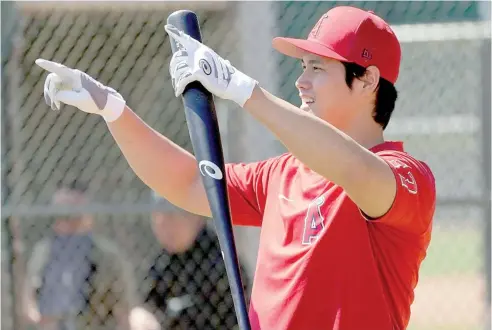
35;59;75;80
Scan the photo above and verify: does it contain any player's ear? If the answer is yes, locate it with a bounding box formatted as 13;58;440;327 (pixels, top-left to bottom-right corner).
360;66;380;94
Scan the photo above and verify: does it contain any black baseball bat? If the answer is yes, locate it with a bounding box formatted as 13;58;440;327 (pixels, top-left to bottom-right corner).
166;10;251;330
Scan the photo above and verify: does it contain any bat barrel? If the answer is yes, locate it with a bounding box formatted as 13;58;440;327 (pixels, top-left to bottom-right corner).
167;10;252;330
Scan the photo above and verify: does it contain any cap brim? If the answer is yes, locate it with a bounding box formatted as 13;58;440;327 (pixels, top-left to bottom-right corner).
272;37;348;62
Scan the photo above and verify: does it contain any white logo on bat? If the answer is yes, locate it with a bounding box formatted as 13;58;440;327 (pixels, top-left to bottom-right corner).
199;160;223;180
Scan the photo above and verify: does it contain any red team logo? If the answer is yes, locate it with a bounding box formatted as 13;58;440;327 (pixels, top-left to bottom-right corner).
302;196;326;245
309;13;329;38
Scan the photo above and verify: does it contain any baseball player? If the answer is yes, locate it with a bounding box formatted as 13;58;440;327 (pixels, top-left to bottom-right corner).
36;5;436;330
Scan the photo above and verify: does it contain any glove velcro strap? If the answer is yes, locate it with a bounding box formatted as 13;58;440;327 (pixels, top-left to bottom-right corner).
101;94;126;123
229;70;258;107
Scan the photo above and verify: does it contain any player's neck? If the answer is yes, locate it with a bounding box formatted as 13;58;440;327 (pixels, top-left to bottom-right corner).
342;117;385;150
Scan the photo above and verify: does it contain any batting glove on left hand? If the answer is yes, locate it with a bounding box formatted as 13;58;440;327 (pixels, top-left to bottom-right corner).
165;24;258;107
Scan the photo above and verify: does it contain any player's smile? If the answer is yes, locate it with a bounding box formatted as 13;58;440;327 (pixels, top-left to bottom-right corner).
299;94;315;111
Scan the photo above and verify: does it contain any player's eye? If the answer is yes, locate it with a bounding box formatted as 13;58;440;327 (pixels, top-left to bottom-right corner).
313;66;322;72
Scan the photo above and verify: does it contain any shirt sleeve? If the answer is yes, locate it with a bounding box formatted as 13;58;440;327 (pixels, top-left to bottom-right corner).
366;151;436;235
225;156;279;227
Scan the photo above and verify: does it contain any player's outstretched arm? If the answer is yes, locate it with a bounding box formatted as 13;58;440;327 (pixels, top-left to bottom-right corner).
106;107;211;217
35;59;212;217
242;87;397;218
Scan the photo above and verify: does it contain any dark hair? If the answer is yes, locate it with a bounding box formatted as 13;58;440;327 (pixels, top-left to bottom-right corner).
341;62;398;130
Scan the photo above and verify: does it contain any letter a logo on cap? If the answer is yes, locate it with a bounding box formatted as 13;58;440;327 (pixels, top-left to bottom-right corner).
361;48;372;60
310;13;329;38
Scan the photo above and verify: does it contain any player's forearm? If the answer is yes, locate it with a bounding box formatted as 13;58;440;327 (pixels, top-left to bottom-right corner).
106;106;210;215
243;86;371;186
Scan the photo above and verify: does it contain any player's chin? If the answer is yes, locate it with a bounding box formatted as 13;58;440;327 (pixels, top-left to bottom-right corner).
300;103;314;113
300;103;318;116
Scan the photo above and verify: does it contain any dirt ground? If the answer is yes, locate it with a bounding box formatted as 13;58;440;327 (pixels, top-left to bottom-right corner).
408;274;488;329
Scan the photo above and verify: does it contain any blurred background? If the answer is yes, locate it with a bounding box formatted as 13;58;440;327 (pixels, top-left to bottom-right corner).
1;1;491;330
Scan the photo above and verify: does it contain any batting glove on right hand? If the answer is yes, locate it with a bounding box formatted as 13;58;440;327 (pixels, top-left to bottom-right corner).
36;59;126;122
165;25;258;107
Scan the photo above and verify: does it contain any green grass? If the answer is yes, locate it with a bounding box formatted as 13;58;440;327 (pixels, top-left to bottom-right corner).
408;325;482;330
419;227;483;277
407;227;485;330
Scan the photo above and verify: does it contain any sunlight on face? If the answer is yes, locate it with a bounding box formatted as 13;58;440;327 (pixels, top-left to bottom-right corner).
296;54;358;129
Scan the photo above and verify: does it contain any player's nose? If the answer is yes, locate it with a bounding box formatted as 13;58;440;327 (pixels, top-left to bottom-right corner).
295;71;312;91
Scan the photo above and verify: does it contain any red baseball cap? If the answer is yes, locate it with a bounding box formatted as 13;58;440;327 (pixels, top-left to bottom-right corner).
272;6;401;84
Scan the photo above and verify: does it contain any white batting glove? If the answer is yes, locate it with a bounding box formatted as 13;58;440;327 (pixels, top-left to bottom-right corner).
35;59;126;123
165;24;258;107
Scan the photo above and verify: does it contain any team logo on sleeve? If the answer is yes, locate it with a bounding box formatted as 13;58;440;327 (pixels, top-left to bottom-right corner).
399;172;417;194
302;196;326;245
389;159;418;194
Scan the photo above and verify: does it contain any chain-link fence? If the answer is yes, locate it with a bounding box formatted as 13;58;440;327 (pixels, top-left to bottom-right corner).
1;1;491;330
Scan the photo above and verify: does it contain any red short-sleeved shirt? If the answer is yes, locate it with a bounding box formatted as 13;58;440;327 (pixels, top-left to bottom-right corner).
225;141;435;330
